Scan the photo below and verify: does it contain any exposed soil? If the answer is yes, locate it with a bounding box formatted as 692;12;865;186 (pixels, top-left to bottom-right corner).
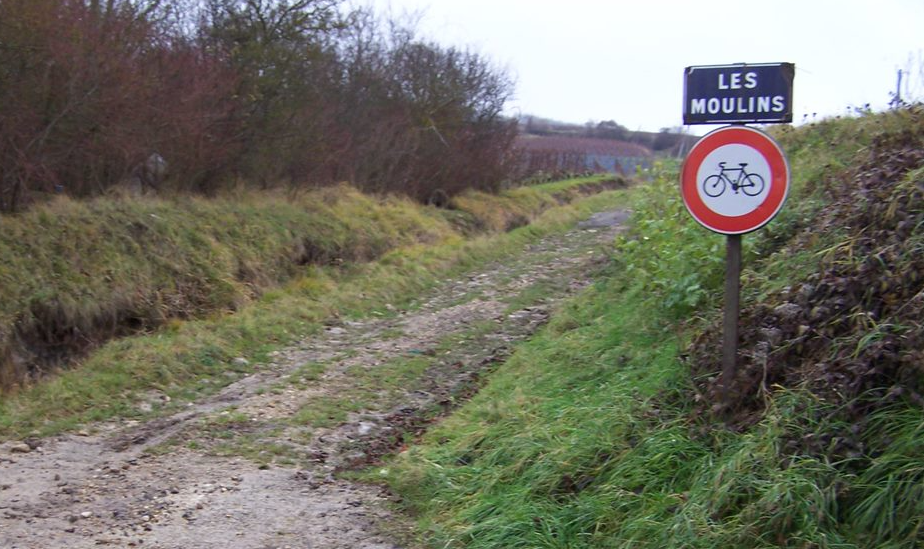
688;107;924;455
0;209;629;549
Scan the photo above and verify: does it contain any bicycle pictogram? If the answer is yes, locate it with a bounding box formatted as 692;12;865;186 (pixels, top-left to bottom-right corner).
702;162;765;198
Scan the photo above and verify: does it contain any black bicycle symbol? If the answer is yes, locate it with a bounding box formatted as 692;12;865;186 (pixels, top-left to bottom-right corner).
702;162;765;198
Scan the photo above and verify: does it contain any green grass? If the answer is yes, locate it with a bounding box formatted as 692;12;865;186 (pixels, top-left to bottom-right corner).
451;175;621;233
150;259;591;468
500;278;557;313
289;319;496;430
0;179;631;438
384;110;924;548
0;184;453;389
847;406;924;545
529;174;625;195
0;177;620;392
391;270;867;549
288;356;432;428
385;280;696;548
284;361;329;388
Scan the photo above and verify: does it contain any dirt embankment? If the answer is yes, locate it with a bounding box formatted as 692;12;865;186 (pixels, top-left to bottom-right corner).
689;108;924;451
0;178;623;392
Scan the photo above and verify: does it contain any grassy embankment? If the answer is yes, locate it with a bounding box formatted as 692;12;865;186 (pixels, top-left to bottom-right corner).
385;107;924;548
0;175;628;438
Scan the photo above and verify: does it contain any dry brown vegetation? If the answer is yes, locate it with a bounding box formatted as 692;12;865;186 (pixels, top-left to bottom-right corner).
0;176;621;392
0;0;516;211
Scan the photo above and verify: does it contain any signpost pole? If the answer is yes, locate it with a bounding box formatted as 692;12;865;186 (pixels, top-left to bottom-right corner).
681;62;793;408
721;234;741;403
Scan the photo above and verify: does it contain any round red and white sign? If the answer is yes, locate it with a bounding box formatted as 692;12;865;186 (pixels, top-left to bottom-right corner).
680;125;789;234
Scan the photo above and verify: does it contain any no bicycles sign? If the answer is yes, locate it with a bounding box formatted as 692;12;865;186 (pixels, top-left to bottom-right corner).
680;125;789;235
680;62;793;403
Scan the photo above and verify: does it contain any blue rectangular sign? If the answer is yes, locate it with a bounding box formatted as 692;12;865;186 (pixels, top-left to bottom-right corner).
683;63;794;125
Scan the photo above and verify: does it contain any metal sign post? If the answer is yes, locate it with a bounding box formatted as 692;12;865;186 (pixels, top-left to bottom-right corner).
680;64;793;405
722;234;741;400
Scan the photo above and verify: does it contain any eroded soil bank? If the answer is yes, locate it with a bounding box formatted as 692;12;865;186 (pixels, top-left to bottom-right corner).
0;209;628;549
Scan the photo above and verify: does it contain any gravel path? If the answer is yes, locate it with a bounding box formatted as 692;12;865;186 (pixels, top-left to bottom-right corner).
0;209;628;549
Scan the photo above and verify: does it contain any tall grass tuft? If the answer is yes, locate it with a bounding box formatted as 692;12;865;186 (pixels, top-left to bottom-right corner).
848;406;924;545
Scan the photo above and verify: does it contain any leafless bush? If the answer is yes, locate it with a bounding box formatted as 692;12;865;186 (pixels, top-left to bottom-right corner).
0;1;518;211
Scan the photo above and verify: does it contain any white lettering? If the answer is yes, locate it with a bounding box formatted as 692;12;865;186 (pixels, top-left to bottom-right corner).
772;95;785;112
721;97;735;114
719;72;749;90
757;96;771;112
736;97;757;113
730;73;742;89
691;95;786;117
691;98;706;114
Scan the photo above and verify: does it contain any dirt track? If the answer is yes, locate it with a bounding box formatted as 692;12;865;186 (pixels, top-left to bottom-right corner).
0;209;628;549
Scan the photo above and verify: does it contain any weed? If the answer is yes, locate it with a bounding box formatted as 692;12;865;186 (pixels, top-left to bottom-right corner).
614;161;739;319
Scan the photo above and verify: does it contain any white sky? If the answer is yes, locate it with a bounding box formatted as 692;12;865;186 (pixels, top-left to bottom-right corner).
366;0;924;133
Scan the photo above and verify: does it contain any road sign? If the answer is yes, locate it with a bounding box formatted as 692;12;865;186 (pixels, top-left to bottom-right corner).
683;63;794;125
680;125;789;235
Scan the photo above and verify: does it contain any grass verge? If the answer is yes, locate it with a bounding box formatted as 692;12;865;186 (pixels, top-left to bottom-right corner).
0;176;619;390
0;179;629;438
383;108;924;548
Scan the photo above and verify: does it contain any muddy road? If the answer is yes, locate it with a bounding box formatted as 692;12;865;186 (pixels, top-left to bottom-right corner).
0;209;629;549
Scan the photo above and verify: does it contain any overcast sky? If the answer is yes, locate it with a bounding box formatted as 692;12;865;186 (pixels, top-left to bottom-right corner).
365;0;924;133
